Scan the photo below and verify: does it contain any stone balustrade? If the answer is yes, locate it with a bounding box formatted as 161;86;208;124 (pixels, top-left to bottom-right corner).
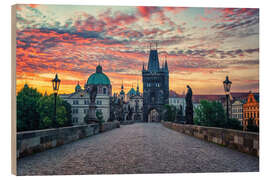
17;121;120;159
120;120;134;125
162;121;259;157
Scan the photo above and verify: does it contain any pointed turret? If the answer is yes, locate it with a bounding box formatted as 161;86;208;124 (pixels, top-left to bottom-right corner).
136;80;140;95
120;80;125;95
165;59;168;72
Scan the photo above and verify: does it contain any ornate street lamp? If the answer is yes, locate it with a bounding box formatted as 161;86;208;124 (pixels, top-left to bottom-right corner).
223;76;232;127
52;74;61;128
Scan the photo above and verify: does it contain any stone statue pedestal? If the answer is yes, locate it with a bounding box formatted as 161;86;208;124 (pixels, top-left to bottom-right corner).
86;102;98;124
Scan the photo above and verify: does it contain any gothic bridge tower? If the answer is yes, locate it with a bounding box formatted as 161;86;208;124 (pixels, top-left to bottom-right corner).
142;44;169;122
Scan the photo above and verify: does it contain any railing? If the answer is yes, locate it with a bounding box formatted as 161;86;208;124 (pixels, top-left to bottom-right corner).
162;121;259;157
17;121;120;159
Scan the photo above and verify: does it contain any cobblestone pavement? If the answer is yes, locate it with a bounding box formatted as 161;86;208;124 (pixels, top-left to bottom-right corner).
17;123;259;175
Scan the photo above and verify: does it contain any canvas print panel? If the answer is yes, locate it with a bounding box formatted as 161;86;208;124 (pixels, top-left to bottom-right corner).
14;4;259;175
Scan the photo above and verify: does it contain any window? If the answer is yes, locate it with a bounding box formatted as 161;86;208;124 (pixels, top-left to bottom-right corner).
84;100;89;105
72;117;78;123
73;100;79;105
96;100;102;105
72;108;78;114
103;88;107;95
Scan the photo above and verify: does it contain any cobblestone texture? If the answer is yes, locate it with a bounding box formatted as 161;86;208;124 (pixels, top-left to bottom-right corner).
17;123;259;175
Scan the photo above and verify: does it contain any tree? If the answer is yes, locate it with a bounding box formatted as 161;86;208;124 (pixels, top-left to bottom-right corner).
247;118;259;132
62;100;72;126
17;84;42;131
38;95;71;129
163;104;176;122
194;100;243;130
226;118;242;130
17;84;72;131
194;100;226;128
96;110;104;123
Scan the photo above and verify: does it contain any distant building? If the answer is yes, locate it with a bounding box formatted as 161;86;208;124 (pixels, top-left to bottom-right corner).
231;100;244;125
60;65;111;125
243;92;259;131
123;83;144;122
169;90;186;115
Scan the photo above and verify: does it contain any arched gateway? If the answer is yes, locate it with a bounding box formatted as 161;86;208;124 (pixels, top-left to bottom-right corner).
147;108;160;122
142;45;169;122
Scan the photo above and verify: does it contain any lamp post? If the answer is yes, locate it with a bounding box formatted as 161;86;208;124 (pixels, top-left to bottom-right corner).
52;74;61;128
223;76;232;127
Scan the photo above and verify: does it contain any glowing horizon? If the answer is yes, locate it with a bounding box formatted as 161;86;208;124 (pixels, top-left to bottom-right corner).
15;5;259;95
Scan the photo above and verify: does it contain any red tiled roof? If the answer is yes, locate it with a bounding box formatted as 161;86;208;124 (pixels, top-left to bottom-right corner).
169;90;259;104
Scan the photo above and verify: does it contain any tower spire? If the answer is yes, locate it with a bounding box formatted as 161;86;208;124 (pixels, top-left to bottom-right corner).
136;79;140;95
165;55;168;72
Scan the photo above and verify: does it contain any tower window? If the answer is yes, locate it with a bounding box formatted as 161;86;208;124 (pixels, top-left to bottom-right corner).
103;88;107;94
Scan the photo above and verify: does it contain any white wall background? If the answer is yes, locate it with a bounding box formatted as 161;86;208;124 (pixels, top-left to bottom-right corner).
1;0;269;180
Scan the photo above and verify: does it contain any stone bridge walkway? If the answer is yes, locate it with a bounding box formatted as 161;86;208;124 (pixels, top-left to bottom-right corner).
17;123;259;175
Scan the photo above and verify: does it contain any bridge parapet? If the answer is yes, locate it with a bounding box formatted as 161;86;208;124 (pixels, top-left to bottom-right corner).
162;121;259;157
17;121;120;159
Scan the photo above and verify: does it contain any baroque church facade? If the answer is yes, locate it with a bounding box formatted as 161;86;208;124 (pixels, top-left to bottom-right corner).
60;65;111;124
142;47;169;122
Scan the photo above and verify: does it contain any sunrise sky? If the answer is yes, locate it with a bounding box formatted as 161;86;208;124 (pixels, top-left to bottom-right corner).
15;4;259;95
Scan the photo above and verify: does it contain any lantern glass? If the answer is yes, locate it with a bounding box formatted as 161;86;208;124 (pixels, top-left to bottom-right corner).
223;76;232;94
52;74;61;94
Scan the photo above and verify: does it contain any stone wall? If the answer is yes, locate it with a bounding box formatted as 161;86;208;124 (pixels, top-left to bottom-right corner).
101;121;120;132
162;121;259;157
17;122;119;159
120;120;134;125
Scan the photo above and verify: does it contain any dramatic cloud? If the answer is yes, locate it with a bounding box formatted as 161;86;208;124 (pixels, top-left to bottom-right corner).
15;5;259;95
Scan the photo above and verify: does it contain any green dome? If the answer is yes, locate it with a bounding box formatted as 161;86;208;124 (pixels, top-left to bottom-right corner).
127;88;136;96
75;82;81;92
86;65;111;85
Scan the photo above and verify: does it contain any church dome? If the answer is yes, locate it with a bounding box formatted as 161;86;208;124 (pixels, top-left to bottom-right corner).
86;65;111;85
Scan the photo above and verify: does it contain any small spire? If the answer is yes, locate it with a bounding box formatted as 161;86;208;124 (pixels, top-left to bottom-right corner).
121;80;124;90
136;79;140;95
165;57;168;71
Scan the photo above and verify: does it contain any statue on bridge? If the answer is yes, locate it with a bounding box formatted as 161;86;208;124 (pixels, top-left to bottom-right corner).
185;85;194;124
89;85;97;103
86;85;98;124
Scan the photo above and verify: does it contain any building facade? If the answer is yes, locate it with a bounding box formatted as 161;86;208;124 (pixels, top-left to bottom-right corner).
60;65;111;125
142;47;169;122
231;100;244;125
243;92;259;131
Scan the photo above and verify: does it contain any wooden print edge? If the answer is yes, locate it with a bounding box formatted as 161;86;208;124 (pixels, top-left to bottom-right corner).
11;4;17;176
